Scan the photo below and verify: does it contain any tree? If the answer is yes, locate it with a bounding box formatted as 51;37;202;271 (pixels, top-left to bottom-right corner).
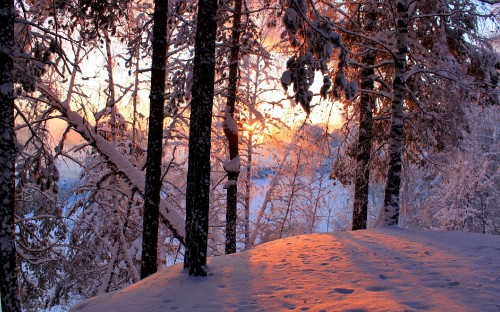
222;0;244;255
377;0;409;226
0;0;21;310
0;0;16;305
377;0;499;226
347;1;378;231
141;0;169;279
238;36;280;248
185;0;219;276
403;106;500;234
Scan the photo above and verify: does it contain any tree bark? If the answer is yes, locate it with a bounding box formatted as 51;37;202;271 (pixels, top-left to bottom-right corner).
352;4;377;230
223;0;243;255
185;0;218;276
141;0;168;279
243;129;252;250
379;0;408;226
0;0;21;310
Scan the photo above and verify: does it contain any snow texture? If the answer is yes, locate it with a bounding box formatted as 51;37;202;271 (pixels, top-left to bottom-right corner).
70;228;500;311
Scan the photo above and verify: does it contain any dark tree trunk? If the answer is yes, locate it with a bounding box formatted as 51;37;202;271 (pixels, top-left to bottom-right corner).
0;1;21;311
223;0;243;255
379;0;408;226
352;56;374;230
185;0;218;276
141;0;168;279
243;129;252;249
352;6;377;231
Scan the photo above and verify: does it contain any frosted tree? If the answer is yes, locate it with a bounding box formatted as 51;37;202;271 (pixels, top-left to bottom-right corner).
238;34;283;249
13;0;195;302
403;106;500;234
216;0;278;253
323;0;498;227
61;36;142;298
1;0;76;308
13;95;69;309
280;0;355;114
322;0;388;230
245;122;335;244
378;0;499;226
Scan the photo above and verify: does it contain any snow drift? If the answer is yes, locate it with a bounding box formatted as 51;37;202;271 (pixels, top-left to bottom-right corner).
71;228;500;312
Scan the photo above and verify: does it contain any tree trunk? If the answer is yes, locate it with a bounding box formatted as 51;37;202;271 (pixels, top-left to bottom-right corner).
379;0;408;226
0;1;21;310
185;0;218;276
223;0;243;255
352;3;377;231
141;0;168;279
243;130;252;250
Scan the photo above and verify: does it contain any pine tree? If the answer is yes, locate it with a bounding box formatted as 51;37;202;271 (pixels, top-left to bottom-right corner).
141;0;169;279
185;0;219;276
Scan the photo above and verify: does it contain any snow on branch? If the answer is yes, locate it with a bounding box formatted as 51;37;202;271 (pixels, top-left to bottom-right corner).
223;155;240;173
281;0;357;114
37;83;186;243
222;107;239;136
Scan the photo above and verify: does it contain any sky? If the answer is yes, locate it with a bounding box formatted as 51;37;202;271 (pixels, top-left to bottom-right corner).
70;227;500;312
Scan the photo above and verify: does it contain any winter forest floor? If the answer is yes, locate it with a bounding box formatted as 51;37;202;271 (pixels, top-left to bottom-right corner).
71;228;500;312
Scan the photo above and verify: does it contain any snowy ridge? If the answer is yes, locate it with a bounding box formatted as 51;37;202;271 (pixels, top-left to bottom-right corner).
71;228;500;312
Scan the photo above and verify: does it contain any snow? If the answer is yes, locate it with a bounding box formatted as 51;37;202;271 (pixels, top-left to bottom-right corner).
222;180;237;189
223;156;240;173
223;109;239;136
70;228;500;312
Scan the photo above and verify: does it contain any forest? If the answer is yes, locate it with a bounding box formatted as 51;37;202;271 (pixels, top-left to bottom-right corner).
0;0;498;310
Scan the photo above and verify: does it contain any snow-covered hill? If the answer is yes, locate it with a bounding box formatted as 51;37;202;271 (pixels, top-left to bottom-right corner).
71;228;500;312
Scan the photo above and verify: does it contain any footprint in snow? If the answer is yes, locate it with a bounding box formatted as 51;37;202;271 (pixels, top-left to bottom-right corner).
402;301;432;310
379;274;388;280
366;285;388;292
332;288;356;294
